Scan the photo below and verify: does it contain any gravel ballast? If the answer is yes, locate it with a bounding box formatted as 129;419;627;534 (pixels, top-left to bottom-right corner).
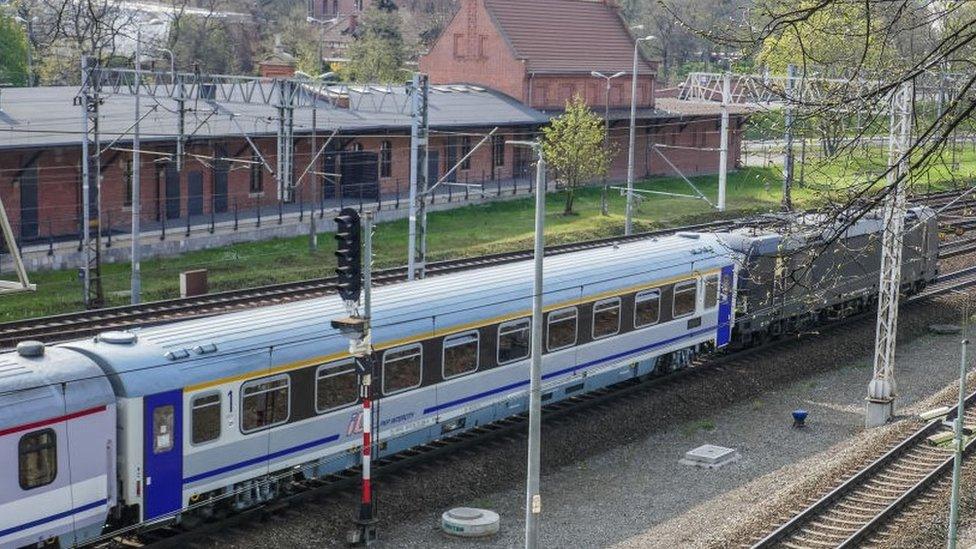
211;293;974;549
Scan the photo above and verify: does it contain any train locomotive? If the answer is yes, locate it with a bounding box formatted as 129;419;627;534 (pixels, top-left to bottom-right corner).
0;207;939;548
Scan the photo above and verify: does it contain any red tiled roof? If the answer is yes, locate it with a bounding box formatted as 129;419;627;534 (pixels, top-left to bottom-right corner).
484;0;656;75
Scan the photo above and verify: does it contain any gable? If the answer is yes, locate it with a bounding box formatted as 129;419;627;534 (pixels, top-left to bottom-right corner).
484;0;656;75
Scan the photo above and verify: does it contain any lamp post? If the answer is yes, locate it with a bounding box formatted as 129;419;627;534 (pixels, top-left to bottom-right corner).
591;70;626;216
509;139;546;549
626;33;655;235
12;15;36;86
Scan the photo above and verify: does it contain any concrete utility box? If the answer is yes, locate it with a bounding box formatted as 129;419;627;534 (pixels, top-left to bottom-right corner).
679;444;740;469
180;269;208;297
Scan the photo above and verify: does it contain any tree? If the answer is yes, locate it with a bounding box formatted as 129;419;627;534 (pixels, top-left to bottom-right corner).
0;11;30;86
343;0;406;82
542;96;615;215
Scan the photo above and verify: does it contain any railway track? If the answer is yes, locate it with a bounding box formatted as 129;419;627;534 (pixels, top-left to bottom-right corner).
750;394;976;549
3;187;975;349
84;263;976;549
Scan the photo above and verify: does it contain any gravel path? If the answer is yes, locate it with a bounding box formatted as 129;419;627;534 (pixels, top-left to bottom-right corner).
212;293;973;549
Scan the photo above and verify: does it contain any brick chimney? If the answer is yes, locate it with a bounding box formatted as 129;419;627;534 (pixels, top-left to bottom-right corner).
259;35;297;78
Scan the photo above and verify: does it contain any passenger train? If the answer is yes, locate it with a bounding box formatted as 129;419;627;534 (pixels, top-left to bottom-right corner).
0;207;939;548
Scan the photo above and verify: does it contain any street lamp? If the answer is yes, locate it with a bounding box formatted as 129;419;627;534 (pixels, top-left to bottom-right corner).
12;15;36;86
626;34;655;235
591;70;626;216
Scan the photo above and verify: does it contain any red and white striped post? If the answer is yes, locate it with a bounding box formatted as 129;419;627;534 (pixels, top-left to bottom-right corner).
359;367;374;521
352;211;377;545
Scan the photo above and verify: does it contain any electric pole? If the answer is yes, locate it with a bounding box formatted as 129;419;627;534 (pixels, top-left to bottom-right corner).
79;56;105;309
866;80;913;428
781;64;796;211
407;73;429;280
717;71;730;212
131;32;143;304
527;142;546;549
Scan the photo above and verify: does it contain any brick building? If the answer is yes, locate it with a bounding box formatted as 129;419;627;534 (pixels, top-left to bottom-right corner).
420;0;746;186
0;0;746;244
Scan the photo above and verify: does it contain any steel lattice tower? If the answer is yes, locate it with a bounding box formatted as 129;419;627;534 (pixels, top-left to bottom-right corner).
866;80;913;427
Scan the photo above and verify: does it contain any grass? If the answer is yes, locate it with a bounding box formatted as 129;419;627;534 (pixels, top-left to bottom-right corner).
682;419;717;436
0;155;970;322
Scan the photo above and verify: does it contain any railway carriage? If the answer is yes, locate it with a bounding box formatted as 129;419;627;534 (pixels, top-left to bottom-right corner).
721;206;939;346
0;233;738;547
0;345;116;549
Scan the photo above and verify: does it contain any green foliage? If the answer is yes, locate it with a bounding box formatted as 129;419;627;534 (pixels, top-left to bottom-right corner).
343;4;407;82
756;1;892;76
169;17;241;74
0;11;29;86
542;96;615;215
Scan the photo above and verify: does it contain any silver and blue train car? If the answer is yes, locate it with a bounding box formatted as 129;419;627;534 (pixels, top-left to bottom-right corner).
0;344;116;549
0;232;738;545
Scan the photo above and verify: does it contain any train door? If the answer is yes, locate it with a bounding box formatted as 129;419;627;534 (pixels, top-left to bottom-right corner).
716;265;735;347
143;389;183;520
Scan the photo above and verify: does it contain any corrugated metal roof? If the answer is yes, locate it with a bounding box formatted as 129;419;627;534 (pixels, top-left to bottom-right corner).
0;84;549;150
484;0;656;75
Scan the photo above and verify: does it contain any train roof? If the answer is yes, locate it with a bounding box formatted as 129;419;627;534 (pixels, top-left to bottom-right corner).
0;346;115;432
718;205;935;255
62;233;737;397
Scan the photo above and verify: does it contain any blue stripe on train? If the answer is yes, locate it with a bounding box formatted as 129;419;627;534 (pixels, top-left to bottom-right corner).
0;498;108;538
183;434;340;485
183;324;720;485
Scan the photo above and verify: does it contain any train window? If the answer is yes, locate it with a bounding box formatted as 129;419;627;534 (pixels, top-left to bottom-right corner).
673;279;698;318
191;393;221;445
547;307;578;351
498;318;531;364
316;361;359;413
704;274;720;309
635;289;661;327
18;429;57;490
443;331;479;379
383;344;423;395
153;405;175;453
592;298;621;339
241;375;290;433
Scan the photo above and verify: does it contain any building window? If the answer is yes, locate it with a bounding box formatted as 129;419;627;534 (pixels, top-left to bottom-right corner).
460;136;472;170
453;33;466;59
124;160;133;207
635;289;661;327
383;344;423;395
492;135;505;167
191;393;221;445
380;140;392;178
498;317;531;364
352;142;364;152
547;307;578;351
250;155;263;193
673;279;698;318
316;361;359;413
19;429;57;490
241;375;290;433
443;330;479;379
704;274;720;309
592;297;621;339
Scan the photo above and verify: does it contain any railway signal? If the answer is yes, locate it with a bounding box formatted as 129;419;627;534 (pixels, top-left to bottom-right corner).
334;208;363;303
331;209;377;546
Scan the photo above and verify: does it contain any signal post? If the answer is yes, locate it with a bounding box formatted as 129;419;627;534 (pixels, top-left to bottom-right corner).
331;208;378;546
